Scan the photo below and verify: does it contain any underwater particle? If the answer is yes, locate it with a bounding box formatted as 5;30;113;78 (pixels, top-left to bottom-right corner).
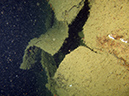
53;38;56;41
49;3;55;11
69;84;72;87
36;2;40;6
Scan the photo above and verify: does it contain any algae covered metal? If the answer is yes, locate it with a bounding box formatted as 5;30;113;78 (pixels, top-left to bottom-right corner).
20;0;129;96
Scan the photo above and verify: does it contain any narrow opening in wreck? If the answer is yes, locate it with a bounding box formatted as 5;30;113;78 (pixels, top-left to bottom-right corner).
53;0;90;67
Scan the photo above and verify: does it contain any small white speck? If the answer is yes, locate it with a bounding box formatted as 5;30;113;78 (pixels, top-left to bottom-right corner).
37;2;40;6
69;84;72;87
108;34;115;40
16;75;18;78
120;38;127;43
53;38;56;41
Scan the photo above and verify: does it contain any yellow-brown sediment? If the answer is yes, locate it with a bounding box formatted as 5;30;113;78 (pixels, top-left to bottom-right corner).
96;30;129;70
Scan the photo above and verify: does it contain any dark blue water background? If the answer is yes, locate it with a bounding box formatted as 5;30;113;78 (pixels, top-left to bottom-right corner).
0;0;48;95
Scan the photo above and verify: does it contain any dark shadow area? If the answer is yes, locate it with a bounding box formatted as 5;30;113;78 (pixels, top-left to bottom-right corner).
54;0;90;67
31;62;53;96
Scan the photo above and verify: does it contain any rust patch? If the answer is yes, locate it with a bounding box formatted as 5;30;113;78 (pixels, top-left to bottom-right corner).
96;29;129;70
